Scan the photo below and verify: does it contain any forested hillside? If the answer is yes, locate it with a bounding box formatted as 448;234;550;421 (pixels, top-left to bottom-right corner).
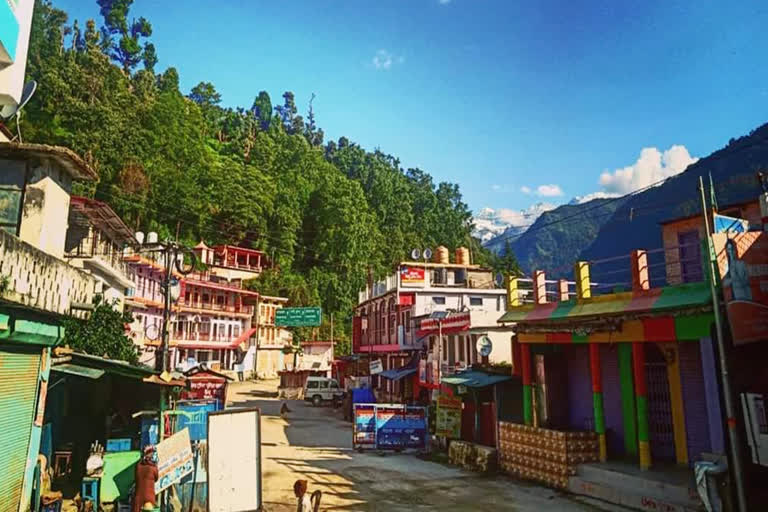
21;0;497;344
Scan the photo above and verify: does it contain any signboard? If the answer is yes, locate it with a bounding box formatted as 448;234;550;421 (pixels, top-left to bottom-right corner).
436;395;462;438
400;266;426;287
353;404;377;449
353;403;428;450
369;359;383;375
714;214;749;234
155;428;194;493
208;408;262;511
713;232;768;345
417;312;471;337
184;378;227;403
275;307;322;327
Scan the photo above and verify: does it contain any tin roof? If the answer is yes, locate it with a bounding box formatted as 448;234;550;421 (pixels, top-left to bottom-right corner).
0;142;98;181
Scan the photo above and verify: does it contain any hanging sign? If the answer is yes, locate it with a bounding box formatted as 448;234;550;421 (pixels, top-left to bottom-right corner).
417;312;471;337
275;307;322;327
713;232;768;345
369;359;383;375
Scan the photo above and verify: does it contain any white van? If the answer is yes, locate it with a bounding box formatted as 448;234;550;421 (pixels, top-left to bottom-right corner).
304;376;343;406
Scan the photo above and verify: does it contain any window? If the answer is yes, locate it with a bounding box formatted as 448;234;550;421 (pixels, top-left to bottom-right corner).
0;159;26;235
319;380;329;390
678;230;703;283
432;296;446;305
470;297;483;306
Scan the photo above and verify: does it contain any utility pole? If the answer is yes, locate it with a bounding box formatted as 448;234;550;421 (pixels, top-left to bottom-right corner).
330;312;334;358
699;176;748;511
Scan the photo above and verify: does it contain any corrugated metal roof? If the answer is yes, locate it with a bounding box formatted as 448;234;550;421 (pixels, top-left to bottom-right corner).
441;370;512;388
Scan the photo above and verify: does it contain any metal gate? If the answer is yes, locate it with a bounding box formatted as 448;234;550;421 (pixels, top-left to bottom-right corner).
0;345;42;512
645;345;675;461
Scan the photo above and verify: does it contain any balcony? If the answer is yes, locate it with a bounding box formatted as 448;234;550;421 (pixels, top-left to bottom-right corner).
176;299;254;316
0;229;98;316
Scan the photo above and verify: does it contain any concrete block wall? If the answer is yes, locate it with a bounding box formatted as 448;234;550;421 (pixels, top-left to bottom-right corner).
0;228;97;316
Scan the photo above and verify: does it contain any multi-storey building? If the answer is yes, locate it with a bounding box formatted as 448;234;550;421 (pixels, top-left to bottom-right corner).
252;294;293;378
352;246;509;400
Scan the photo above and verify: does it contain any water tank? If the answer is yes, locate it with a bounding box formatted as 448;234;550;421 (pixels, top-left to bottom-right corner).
455;247;470;265
147;231;159;244
135;231;145;245
434;246;450;264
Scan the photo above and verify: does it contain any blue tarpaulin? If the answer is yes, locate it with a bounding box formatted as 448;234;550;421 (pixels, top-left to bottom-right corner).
352;387;376;404
441;370;512;388
379;367;418;381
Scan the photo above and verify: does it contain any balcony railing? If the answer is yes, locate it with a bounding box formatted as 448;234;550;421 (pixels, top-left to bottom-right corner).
176;299;254;315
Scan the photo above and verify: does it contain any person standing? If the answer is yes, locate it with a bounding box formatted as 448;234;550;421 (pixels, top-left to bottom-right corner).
133;446;159;512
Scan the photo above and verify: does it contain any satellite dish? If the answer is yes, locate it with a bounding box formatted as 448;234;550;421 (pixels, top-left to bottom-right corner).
423;248;433;261
411;248;421;260
1;80;37;121
476;335;493;357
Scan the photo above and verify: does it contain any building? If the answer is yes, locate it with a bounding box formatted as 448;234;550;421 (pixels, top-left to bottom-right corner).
123;247;167;368
0;0;34;122
251;294;292;378
296;340;333;375
496;214;733;510
352;246;508;402
65;196;137;311
0;143;99;512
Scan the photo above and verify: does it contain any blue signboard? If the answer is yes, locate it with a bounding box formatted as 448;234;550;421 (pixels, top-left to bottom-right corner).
714;214;749;234
353;403;428;451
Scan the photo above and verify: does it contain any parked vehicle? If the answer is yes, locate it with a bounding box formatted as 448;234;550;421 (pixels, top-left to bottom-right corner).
304;377;344;406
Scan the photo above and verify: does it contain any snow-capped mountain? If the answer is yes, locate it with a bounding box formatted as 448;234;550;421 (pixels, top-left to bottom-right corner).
472;203;556;244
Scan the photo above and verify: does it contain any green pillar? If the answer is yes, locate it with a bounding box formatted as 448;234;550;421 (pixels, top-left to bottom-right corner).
619;344;637;456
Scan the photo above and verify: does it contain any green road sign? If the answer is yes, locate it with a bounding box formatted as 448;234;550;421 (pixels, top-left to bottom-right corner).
274;307;322;327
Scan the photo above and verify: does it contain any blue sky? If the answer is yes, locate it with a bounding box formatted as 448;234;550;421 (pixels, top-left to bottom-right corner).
54;0;768;219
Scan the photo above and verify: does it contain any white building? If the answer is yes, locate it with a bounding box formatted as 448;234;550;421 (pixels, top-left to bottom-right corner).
0;0;34;121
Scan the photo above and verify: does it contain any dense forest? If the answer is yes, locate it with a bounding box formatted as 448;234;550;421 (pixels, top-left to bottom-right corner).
22;0;514;349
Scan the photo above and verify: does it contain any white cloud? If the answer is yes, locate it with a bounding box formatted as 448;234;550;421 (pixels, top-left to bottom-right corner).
537;184;564;197
491;184;502;191
520;186;531;194
439;0;452;4
599;145;698;195
571;191;620;204
372;49;404;70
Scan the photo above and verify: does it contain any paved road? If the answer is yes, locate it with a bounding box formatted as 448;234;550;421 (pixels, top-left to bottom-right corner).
227;380;626;512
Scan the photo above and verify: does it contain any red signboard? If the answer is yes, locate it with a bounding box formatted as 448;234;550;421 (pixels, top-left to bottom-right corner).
713;232;768;345
417;312;471;337
182;376;228;402
400;266;426;287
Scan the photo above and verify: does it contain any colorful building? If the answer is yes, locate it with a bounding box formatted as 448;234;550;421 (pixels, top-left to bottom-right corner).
251;294;292;378
352;246;509;402
497;220;728;509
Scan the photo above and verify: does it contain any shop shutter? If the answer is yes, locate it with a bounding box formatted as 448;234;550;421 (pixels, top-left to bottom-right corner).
0;345;42;512
679;342;711;462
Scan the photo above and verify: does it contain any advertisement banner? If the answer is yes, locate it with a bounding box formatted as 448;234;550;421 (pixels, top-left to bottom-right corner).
353;404;377;449
436;395;462;438
400;266;426;287
375;405;428;450
713;232;768;345
417;312;471;337
353;403;428;450
155;428;194;493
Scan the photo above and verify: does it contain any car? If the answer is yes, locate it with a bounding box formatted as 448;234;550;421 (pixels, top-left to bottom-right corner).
304;376;344;407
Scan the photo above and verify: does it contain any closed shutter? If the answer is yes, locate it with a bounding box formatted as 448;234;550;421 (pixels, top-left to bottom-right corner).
0;345;41;512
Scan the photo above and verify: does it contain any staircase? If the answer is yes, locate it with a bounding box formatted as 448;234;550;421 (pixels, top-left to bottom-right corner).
568;462;703;512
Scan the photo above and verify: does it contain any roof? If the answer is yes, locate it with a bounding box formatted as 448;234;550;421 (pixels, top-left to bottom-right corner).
184;365;234;381
659;199;758;225
441;369;512;388
0;142;98;181
194;241;210;250
214;245;265;256
498;281;712;325
260;295;289;303
301;340;333;346
399;261;489;271
379;366;417;381
70;196;136;246
52;350;155;380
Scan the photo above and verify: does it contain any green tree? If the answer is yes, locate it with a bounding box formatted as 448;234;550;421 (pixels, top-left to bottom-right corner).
97;0;155;73
63;296;138;364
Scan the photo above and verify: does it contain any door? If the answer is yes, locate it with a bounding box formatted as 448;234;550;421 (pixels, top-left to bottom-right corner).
0;345;42;512
318;379;331;400
645;345;676;461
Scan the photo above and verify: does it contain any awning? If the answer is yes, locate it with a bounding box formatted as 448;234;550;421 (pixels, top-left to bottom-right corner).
441;370;512;388
498;281;712;325
379;366;418;381
52;363;105;379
